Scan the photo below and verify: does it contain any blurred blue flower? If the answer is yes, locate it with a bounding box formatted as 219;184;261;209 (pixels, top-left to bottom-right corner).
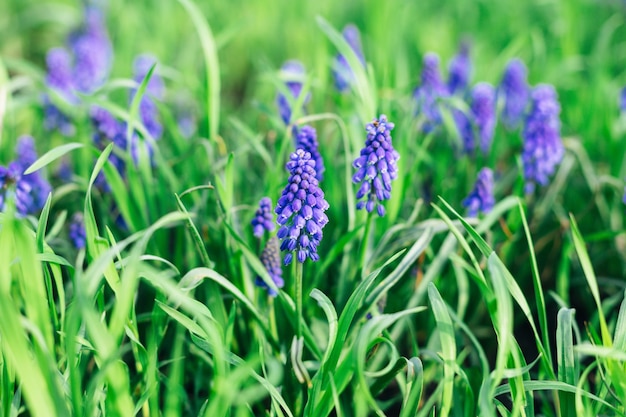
276;60;309;125
255;236;284;296
471;83;496;154
332;24;366;93
353;115;400;217
132;55;164;140
453;108;474;154
620;87;626;113
414;53;449;132
90;106;128;190
69;6;113;93
275;149;329;265
69;212;87;249
463;167;495;217
447;42;471;95
522;84;564;194
499;59;529;130
295;125;324;182
43;48;77;135
251;197;275;238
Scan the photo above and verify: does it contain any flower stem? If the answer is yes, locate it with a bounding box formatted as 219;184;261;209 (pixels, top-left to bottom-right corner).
359;212;374;278
295;260;303;339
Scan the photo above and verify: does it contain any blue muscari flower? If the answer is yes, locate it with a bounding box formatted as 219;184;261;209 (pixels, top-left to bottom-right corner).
620;87;626;113
471;83;496;154
453;108;474;154
132;55;164;140
251;197;275;238
463;167;495;217
414;53;449;132
255;236;284;296
295;125;324;182
499;59;529;130
90;106;128;190
353;115;400;217
522;84;564;194
69;212;87;249
69;6;113;93
43;48;77;135
276;60;309;125
447;42;471;95
275;149;329;265
332;24;366;93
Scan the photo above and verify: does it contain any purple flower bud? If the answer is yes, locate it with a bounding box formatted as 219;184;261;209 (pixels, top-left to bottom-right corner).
295;125;324;182
499;59;529;130
276;60;310;125
471;83;496;154
251;197;275;238
414;53;449;132
332;24;366;92
353;115;399;217
275;149;329;264
447;42;471;95
522;84;564;194
463;168;495;217
255;236;284;296
69;212;87;249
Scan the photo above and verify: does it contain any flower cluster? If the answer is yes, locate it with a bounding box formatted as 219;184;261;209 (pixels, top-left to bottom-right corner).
295;125;324;182
255;236;284;296
414;53;449;132
43;48;77;135
0;136;51;217
463;168;495;217
69;212;87;249
620;87;626;113
132;55;164;141
251;197;275;238
471;83;496;154
332;24;366;93
276;60;309;125
499;59;529;130
353;115;400;217
447;42;471;95
522;84;564;194
275;149;329;264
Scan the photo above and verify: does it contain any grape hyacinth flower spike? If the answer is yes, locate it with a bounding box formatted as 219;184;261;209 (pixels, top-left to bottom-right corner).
276;60;309;125
471;83;496;154
69;212;87;249
353;115;400;217
620;87;626;113
251;197;275;238
499;59;529;130
132;54;164;140
332;24;366;93
295;125;325;182
414;53;449;132
256;236;284;296
275;149;329;265
447;42;471;95
43;48;77;135
463;168;495;217
522;84;564;194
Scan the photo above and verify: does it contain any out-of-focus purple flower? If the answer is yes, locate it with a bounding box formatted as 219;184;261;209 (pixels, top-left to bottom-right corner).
353;115;400;217
69;212;87;249
522;84;564;194
332;24;366;93
90;106;128;190
499;59;529;130
620;87;626;113
251;197;275;238
69;6;113;93
463;167;495;217
275;149;329;265
471;83;496;154
276;60;309;125
255;236;284;296
453;109;474;154
43;48;76;135
414;53;449;132
131;55;164;140
447;42;471;95
295;125;324;182
0;137;51;216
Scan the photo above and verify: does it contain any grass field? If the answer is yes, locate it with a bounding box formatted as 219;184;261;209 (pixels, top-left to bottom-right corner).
1;0;626;415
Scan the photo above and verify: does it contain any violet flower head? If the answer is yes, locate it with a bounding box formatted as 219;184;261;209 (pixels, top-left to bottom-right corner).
70;6;113;93
453;109;474;155
276;60;309;125
414;53;449;132
447;42;471;95
43;48;76;135
255;236;284;296
353;115;400;217
499;59;529;129
90;106;127;190
251;197;275;238
69;212;87;249
471;83;496;154
522;84;564;194
463;168;495;217
295;125;324;182
275;149;329;265
620;87;626;113
332;24;366;93
131;55;164;141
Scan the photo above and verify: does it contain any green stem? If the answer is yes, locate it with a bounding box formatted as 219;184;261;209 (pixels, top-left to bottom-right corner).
359;212;374;278
295;261;303;339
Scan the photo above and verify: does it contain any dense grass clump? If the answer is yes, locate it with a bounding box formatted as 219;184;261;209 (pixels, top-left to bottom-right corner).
1;0;626;416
